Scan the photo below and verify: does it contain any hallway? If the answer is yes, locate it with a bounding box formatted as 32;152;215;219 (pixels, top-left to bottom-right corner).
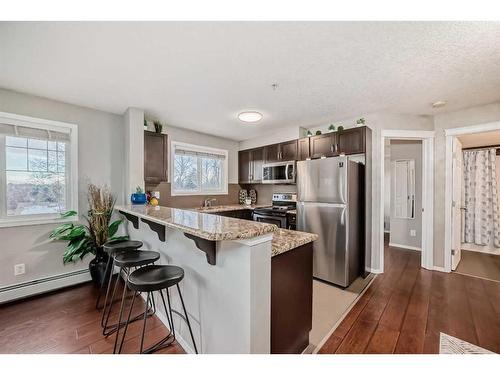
318;244;500;354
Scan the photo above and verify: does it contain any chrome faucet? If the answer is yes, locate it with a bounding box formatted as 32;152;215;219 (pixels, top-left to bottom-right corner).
203;198;217;208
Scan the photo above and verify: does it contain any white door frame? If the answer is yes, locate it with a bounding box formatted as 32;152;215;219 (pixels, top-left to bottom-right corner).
444;121;500;272
380;130;435;272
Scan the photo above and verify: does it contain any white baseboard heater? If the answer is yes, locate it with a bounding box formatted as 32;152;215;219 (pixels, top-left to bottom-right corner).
0;269;91;304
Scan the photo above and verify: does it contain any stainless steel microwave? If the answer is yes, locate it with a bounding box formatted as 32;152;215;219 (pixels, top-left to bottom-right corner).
262;161;295;184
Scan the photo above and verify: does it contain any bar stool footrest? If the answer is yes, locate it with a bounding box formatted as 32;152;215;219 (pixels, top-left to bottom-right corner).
141;332;176;354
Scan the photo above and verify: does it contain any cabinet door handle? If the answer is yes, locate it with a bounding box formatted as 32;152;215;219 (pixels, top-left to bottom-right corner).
330;145;334;153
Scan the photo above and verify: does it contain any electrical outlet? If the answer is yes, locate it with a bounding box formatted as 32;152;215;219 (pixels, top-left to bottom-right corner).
14;263;25;276
410;230;417;237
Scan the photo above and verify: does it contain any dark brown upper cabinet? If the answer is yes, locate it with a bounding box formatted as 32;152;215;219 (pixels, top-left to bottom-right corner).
238;126;369;183
280;140;298;161
337;127;366;155
264;143;281;163
264;140;297;163
239;147;265;184
238;149;252;184
298;138;310;161
251;147;264;182
310;133;336;158
144;131;168;184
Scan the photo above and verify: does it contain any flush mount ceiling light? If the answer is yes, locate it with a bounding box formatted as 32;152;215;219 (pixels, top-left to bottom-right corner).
432;101;447;108
238;111;263;123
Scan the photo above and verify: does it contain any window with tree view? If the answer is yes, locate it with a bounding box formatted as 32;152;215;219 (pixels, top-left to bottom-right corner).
6;137;67;216
0;113;75;224
172;142;228;195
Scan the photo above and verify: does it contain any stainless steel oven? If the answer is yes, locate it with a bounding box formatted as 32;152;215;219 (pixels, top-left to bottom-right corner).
253;212;287;228
253;193;297;229
262;161;295;184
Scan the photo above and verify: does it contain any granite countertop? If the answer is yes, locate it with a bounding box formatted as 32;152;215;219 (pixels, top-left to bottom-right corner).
192;204;269;213
271;228;318;257
116;205;278;241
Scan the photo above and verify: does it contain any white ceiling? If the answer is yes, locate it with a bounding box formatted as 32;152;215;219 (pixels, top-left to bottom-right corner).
458;130;500;148
1;22;500;141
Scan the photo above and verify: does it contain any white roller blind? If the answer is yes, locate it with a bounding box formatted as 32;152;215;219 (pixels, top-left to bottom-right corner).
174;145;226;159
0;123;71;142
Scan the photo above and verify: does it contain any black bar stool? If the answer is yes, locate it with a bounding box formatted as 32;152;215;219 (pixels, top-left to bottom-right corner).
97;240;143;310
100;241;148;336
116;264;198;354
109;250;161;353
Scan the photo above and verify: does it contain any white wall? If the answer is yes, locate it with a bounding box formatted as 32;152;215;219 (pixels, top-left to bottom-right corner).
147;122;239;184
124;107;145;200
0;88;125;289
389;140;423;250
238;125;302;150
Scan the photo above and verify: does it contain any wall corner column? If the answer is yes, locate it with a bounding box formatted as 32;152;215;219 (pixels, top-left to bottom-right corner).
124;107;145;203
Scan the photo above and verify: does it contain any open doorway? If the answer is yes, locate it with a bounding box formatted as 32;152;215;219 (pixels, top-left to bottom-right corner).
384;139;423;254
379;130;434;273
447;129;500;282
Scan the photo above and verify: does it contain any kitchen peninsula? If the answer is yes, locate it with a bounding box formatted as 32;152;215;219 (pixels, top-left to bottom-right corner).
116;204;318;354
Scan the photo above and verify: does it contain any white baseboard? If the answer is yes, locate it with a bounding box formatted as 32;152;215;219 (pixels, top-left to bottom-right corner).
432;266;448;273
389;242;422;251
366;267;383;274
0;269;91;304
138;292;194;354
154;308;194;354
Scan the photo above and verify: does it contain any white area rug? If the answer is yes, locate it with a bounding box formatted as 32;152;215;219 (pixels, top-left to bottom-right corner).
439;333;494;354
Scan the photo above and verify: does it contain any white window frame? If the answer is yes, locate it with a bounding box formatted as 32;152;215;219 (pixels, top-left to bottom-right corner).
170;141;228;196
0;111;78;228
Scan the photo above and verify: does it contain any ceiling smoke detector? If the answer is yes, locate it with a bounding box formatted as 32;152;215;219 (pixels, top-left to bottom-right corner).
432;101;447;108
238;111;263;123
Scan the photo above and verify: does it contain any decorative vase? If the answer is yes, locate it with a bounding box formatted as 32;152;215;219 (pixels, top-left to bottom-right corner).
238;189;248;205
131;193;147;205
88;247;110;285
249;189;257;205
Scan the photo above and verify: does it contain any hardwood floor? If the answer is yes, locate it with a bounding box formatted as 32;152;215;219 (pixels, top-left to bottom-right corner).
0;279;184;354
318;243;500;354
2;244;500;355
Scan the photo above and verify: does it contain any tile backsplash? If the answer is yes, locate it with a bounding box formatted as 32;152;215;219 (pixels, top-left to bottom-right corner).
240;184;297;205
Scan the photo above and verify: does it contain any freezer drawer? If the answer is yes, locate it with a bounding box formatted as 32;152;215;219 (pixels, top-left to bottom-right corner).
297;201;349;286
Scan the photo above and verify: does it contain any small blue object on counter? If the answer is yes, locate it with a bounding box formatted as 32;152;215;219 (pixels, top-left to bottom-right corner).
131;193;147;205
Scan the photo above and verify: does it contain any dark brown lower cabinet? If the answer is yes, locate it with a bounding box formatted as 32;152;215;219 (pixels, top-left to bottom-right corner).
271;242;313;354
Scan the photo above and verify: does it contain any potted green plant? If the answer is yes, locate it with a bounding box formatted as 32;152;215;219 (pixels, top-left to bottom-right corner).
328;124;336;132
153;120;163;134
306;130;313;137
356;118;365;126
315;130;322;135
337;125;344;132
49;184;128;285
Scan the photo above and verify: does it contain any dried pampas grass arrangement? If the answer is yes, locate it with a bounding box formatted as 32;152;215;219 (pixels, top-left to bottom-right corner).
87;184;115;248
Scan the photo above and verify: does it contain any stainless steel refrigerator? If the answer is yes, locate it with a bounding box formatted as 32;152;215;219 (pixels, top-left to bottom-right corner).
297;156;364;287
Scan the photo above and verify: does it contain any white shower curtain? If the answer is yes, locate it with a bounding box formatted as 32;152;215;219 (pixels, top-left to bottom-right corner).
462;148;500;247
